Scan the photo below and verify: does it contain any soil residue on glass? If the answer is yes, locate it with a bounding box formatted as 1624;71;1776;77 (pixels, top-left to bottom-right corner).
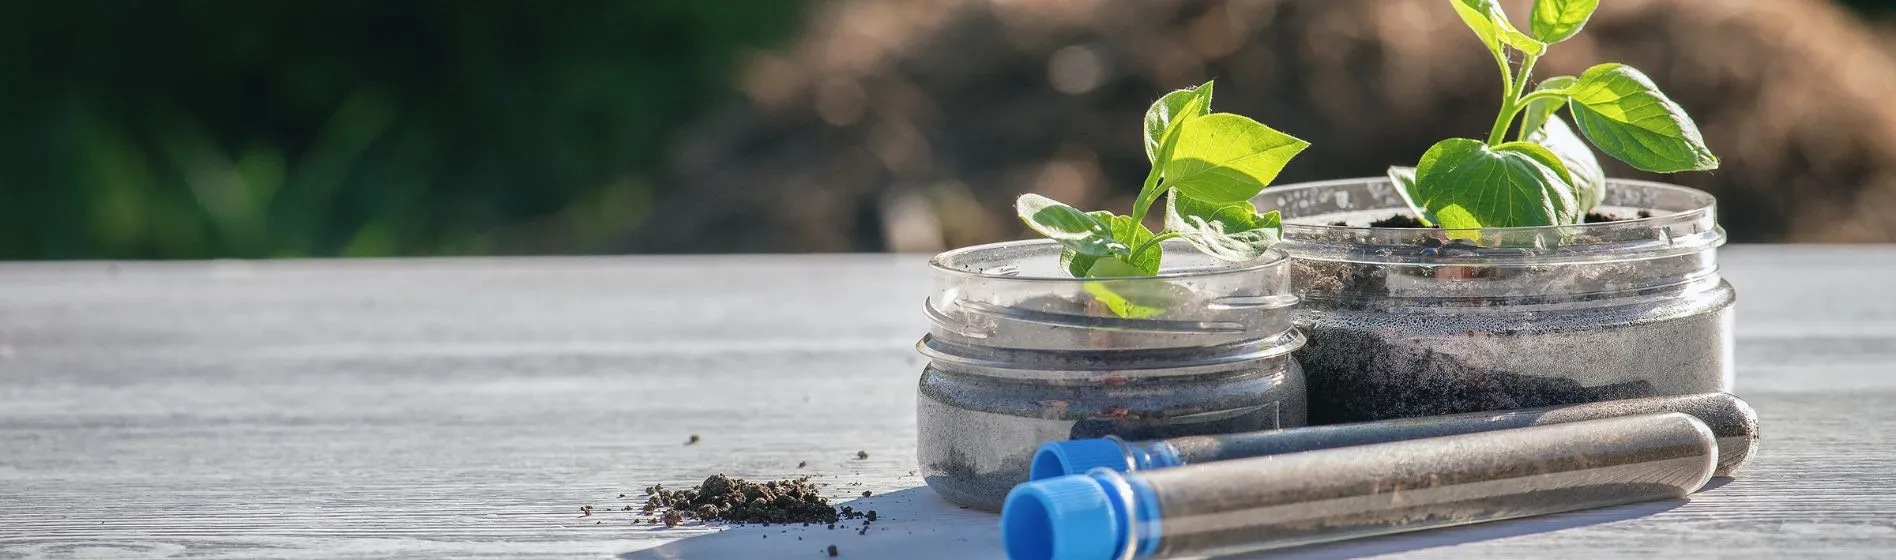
1345;211;1650;229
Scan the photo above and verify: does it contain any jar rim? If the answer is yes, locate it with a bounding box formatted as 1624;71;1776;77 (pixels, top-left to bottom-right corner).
1274;177;1714;235
929;239;1289;282
1259;178;1724;264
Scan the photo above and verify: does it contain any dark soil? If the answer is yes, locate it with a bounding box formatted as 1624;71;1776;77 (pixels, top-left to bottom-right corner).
1345;212;1647;229
1299;326;1659;424
640;475;840;525
1367;215;1428;228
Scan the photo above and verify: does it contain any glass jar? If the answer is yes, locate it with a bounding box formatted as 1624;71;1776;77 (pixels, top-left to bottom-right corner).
1255;178;1734;425
917;239;1306;511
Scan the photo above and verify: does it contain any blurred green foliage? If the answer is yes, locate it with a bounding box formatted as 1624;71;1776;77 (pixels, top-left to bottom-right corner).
0;0;806;259
1842;0;1896;16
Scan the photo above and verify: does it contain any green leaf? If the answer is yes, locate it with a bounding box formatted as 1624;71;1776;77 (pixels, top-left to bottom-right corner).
1062;213;1160;277
1518;76;1577;139
1527;116;1607;212
1083;258;1189;318
1566;63;1719;173
1143;81;1213;164
1082;259;1193;318
1016;194;1124;257
1082;279;1165;319
1531;0;1598;44
1386;166;1436;226
1414;138;1579;229
1450;0;1546;56
1164;191;1282;262
1494;140;1576;195
1132;89;1210;222
1161;114;1309;205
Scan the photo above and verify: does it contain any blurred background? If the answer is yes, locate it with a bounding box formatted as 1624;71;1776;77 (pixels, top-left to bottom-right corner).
6;0;1896;260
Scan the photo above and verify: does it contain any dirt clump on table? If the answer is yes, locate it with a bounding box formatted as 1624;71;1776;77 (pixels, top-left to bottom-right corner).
641;474;840;525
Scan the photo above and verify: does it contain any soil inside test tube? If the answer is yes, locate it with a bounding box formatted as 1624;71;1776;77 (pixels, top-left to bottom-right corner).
1141;413;1714;557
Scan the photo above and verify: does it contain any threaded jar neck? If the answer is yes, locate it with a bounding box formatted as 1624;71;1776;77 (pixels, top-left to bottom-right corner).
923;239;1303;380
1256;178;1726;305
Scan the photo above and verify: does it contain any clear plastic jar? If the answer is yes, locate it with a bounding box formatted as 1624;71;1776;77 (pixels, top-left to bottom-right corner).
1255;178;1734;425
917;239;1306;510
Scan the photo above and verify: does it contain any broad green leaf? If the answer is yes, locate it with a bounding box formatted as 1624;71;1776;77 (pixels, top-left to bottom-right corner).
1082;279;1165;318
1016;194;1124;257
1133;91;1210;220
1566;63;1719;173
1162;114;1309;204
1386;166;1436;226
1084;256;1152;279
1083;259;1194;318
1517;76;1576;139
1494;141;1576;197
1414;138;1578;229
1063;213;1159;277
1143;81;1213;163
1531;0;1598;44
1164;191;1282;262
1450;0;1546;56
1527;116;1607;212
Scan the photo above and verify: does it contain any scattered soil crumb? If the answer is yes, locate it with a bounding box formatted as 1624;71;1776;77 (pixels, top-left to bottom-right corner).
686;435;701;446
797;461;808;468
639;474;840;525
662;510;684;528
855;451;869;460
828;544;839;557
861;490;872;497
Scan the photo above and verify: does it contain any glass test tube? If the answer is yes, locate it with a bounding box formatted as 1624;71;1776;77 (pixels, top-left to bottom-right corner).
1033;392;1757;480
1002;412;1717;560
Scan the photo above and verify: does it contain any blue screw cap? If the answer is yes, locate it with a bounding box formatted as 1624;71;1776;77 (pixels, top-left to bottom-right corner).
1001;474;1128;560
1031;438;1133;481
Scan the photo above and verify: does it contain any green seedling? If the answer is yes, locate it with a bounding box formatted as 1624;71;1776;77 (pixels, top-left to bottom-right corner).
1015;80;1306;293
1394;0;1718;231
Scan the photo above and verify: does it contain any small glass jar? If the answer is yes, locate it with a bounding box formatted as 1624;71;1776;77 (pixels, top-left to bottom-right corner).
1255;178;1734;425
917;239;1306;510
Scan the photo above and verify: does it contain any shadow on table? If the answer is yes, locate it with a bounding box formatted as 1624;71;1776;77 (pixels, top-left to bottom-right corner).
623;479;1719;559
620;486;1004;560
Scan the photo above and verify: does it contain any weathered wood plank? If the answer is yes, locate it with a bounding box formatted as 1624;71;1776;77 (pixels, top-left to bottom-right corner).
0;246;1891;559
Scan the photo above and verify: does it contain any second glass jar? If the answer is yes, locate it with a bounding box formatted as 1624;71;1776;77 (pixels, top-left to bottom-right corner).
1256;177;1734;425
917;239;1306;510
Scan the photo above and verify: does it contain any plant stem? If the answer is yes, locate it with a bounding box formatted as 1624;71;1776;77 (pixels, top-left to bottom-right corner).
1485;52;1539;146
1130;168;1163;224
1130;231;1182;259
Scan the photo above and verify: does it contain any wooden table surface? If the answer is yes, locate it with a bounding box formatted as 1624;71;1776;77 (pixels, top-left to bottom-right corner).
3;246;1893;559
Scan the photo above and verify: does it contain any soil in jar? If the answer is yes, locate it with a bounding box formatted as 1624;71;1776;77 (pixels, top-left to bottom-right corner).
1293;209;1717;425
1295;325;1660;424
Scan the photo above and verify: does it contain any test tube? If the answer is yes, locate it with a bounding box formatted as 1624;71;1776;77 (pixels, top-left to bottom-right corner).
1002;412;1717;560
1033;392;1757;480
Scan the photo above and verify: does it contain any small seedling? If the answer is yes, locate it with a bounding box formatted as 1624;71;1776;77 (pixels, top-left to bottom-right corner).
1015;79;1306;283
1392;0;1717;232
